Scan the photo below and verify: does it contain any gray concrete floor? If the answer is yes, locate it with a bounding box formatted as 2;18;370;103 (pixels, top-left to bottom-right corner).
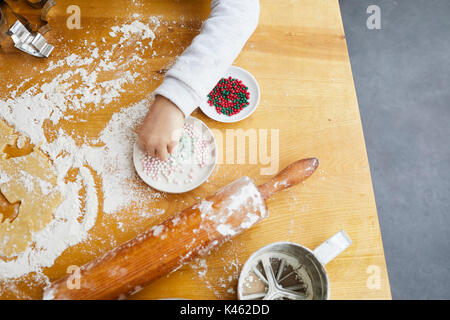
339;0;450;299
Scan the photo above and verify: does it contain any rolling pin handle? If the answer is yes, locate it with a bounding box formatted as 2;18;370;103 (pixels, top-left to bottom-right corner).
258;158;319;199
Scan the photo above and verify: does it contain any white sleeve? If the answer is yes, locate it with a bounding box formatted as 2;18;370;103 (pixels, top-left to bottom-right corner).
153;0;260;118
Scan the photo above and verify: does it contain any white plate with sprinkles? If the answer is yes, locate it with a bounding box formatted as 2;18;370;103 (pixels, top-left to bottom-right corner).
200;66;261;123
133;117;217;193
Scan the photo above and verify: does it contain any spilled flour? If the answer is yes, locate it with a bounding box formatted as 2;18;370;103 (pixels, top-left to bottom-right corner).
0;17;164;282
0;12;237;300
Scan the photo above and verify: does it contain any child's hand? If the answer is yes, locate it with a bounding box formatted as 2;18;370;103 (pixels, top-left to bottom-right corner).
138;95;185;161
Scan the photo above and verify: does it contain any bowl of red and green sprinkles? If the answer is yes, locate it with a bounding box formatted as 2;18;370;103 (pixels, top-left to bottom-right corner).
200;66;260;123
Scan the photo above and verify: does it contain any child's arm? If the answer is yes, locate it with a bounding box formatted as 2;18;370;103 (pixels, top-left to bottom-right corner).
138;0;260;160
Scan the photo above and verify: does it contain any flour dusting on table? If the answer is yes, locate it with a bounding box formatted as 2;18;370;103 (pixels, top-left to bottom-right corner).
0;17;165;290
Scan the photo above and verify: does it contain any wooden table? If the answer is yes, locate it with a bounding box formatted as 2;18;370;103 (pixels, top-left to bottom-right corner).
0;0;391;299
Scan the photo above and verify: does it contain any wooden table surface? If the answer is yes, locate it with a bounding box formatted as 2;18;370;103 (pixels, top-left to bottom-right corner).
0;0;391;299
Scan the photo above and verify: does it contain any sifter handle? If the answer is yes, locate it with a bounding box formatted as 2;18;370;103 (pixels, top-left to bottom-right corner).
313;230;352;266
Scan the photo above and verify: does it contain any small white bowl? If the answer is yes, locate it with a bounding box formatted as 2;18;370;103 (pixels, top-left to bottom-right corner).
133;117;217;194
200;66;260;123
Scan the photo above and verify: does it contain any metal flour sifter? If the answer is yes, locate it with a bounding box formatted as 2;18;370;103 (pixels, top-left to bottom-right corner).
238;230;352;300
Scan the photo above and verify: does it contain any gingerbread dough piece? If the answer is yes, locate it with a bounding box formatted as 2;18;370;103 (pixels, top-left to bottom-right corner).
0;119;17;156
0;120;63;257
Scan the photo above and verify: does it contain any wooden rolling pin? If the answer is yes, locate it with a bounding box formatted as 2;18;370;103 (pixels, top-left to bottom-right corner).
43;158;319;300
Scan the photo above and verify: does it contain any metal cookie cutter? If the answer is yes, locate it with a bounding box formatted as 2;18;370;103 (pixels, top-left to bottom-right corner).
7;20;53;57
238;230;352;300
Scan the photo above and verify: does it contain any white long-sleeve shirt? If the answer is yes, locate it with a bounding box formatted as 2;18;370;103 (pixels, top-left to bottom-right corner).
154;0;260;118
